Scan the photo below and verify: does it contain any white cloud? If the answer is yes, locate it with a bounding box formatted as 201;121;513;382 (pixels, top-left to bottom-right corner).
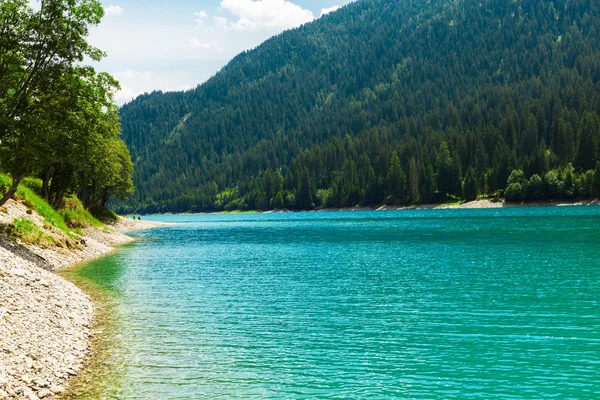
104;5;125;17
116;70;155;80
219;0;315;32
188;38;223;52
115;86;136;105
194;10;208;25
320;5;340;17
212;16;229;28
113;70;154;104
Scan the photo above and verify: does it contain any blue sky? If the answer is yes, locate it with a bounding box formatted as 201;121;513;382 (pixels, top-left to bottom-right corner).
89;0;353;104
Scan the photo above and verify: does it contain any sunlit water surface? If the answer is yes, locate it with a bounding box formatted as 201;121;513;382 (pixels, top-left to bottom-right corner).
75;208;600;399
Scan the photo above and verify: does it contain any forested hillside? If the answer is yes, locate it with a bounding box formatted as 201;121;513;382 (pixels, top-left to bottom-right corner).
119;0;600;213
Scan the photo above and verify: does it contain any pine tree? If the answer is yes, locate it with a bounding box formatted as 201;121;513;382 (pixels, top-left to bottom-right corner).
575;112;600;171
273;191;285;209
296;167;313;209
408;157;420;204
386;151;406;204
592;162;600;198
436;142;453;196
462;169;478;201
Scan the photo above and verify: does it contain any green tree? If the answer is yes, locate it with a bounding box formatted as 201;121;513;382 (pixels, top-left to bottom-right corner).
386;151;406;204
593;162;600;198
462;168;478;201
575;112;600;171
407;157;420;204
436;142;454;196
505;183;524;202
525;174;543;200
0;0;107;207
273;191;285;209
296;167;313;209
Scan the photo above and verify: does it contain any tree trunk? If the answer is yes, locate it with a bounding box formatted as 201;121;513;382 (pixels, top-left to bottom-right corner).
0;172;27;208
100;192;109;209
52;188;65;209
42;166;52;201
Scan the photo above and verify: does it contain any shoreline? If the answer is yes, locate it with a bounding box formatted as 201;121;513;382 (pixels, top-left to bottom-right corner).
0;199;167;400
143;198;600;217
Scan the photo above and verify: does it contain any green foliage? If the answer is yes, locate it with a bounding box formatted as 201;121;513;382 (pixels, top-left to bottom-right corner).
21;177;43;196
504;164;600;202
4;218;54;246
593;163;600;198
525;175;543;200
507;170;526;186
90;206;119;224
273;191;285;209
462;169;478;202
0;172;74;235
15;184;71;234
59;196;103;228
386;151;406;204
0;1;133;214
0;174;10;192
114;0;600;212
575;112;600;171
436;142;455;198
505;183;524;202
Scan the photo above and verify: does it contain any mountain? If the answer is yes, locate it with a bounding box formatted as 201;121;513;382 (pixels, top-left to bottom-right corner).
118;0;600;213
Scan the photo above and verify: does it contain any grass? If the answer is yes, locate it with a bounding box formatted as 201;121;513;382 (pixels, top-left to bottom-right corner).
0;173;108;238
90;206;119;224
60;196;104;228
3;218;55;246
1;173;71;233
21;177;43;195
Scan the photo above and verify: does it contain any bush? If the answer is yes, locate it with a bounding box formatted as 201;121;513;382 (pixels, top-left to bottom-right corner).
5;218;54;246
284;192;296;208
224;198;247;211
525;174;543;200
0;174;10;193
90;206;119;224
273;191;285;209
507;169;526;186
505;183;524;202
21;177;43;196
60;196;103;228
544;170;563;199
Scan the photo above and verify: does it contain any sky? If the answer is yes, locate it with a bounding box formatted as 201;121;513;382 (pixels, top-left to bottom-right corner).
88;0;354;105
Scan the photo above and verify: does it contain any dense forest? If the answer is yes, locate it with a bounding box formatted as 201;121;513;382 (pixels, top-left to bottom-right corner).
118;0;600;213
0;0;133;214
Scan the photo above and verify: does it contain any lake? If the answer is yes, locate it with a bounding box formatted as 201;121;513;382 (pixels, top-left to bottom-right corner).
74;207;600;399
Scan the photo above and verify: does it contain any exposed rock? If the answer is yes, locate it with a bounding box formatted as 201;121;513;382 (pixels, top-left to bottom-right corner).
0;198;165;399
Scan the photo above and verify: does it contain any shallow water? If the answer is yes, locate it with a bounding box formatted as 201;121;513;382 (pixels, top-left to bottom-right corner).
74;207;600;399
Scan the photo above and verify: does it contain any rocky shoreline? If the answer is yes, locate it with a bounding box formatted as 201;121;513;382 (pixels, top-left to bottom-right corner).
0;199;163;400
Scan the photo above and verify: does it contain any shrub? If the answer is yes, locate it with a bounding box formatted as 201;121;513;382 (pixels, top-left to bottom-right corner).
505;183;524;202
273;191;285;209
21;177;43;196
5;218;54;246
90;206;119;224
525;174;543;200
507;169;526;186
544;170;563;199
60;196;103;228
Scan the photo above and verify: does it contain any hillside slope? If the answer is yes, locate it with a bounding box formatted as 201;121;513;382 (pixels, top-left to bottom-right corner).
119;0;600;213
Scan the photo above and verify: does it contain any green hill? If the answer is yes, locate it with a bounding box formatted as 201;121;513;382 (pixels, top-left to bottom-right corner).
118;0;600;213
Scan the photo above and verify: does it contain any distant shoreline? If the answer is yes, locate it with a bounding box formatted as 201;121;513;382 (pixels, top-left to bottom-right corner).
135;199;600;217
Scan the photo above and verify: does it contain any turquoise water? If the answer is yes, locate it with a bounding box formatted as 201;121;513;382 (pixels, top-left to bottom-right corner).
77;208;600;399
